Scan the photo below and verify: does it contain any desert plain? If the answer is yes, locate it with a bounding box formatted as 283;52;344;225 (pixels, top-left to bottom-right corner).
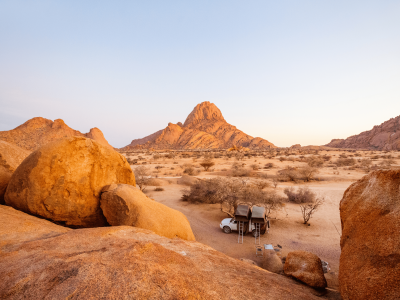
121;148;400;290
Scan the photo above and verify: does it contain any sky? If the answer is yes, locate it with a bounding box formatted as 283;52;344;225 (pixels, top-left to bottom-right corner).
1;1;399;148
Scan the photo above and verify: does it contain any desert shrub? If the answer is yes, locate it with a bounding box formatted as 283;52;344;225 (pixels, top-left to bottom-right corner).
264;163;274;169
134;166;151;191
231;162;251;177
298;166;319;182
154;187;165;192
235;153;245;160
284;187;316;203
126;157;138;165
307;156;324;168
252;180;270;190
164;153;175;159
322;155;332;162
182;163;199;176
154;165;164;172
250;164;259;170
277;166;300;182
335;158;356;167
379;159;396;168
153;154;161;160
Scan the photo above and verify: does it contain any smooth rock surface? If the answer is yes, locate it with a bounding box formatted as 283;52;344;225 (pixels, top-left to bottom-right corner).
5;137;135;227
339;170;400;299
100;184;195;241
0;141;31;204
0;206;321;300
284;250;327;289
262;249;284;274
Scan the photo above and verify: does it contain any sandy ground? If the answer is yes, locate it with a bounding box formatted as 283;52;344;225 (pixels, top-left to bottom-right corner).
123;150;399;291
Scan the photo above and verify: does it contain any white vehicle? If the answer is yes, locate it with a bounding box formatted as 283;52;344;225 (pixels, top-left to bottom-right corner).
219;218;261;237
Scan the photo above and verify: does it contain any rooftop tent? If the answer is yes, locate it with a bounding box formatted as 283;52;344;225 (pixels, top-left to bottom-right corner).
234;205;250;222
251;206;266;224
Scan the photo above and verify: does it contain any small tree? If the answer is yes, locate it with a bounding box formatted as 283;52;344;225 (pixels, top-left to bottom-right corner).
272;178;279;188
298;166;318;182
300;198;324;224
134;166;150;191
200;158;215;171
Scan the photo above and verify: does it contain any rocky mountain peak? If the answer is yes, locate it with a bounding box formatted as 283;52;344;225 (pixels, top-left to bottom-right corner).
183;101;225;127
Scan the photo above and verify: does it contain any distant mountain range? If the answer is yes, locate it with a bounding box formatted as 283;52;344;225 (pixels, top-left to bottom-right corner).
121;101;276;150
1;104;398;152
326;115;400;150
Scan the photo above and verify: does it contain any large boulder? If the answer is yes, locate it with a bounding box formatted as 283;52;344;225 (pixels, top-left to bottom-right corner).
284;251;327;289
0;141;31;204
100;184;195;241
5;137;135;227
339;170;400;299
262;249;284;274
0;205;322;300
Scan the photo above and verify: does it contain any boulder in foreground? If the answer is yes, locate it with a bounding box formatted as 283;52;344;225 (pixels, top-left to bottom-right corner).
0;141;31;204
284;250;327;289
100;184;195;241
5;137;135;227
339;170;400;299
0;205;322;300
262;249;284;274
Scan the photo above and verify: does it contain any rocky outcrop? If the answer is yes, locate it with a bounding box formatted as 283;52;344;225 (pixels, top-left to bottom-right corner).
5;137;135;228
0;141;31;204
339;170;400;299
83;127;113;149
326;115;400;150
0;117;113;151
100;184;195;241
122;101;276;150
284;251;327;289
0;205;322;300
262;249;284;274
0;205;71;251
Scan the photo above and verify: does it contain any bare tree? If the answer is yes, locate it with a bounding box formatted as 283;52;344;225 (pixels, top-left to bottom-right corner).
272;178;279;188
300;198;324;224
134;166;151;191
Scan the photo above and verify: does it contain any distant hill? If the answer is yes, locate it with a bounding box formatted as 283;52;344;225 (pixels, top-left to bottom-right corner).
0;117;113;151
122;101;276;150
326;115;400;150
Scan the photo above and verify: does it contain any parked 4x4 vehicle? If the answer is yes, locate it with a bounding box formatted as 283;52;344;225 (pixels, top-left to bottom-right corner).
219;218;267;237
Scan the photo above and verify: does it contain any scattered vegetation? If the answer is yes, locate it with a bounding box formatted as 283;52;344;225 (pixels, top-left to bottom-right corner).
181;177;285;217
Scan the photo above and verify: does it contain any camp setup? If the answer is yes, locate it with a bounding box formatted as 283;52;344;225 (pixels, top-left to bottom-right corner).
219;205;270;244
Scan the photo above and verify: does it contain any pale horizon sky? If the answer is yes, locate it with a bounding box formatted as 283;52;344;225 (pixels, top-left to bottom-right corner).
1;1;399;148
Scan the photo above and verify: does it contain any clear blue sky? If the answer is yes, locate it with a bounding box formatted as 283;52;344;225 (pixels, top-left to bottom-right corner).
1;1;399;147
